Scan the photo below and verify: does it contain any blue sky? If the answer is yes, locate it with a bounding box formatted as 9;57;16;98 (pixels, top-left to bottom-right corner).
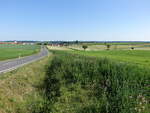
0;0;150;41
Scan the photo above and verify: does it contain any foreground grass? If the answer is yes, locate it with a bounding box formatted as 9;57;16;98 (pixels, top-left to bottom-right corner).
0;56;50;113
35;50;149;113
0;44;40;61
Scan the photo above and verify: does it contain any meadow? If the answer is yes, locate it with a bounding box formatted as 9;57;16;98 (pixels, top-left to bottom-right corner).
0;44;40;61
70;50;150;67
33;50;149;113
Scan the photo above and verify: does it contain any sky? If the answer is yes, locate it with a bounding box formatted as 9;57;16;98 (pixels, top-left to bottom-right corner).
0;0;150;41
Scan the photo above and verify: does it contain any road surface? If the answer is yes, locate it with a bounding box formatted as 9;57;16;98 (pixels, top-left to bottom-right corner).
0;47;49;74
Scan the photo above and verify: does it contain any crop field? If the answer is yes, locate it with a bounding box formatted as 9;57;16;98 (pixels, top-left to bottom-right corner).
48;44;150;66
0;44;40;61
68;43;150;51
47;45;70;51
70;50;150;67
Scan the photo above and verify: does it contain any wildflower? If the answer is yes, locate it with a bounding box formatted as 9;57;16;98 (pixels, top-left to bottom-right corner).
138;108;141;112
138;94;142;99
142;106;145;110
139;102;142;105
142;97;146;102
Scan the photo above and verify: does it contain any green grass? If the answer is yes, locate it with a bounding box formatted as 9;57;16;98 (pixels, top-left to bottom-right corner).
68;50;150;67
0;44;40;61
36;51;149;113
0;56;50;113
1;48;149;113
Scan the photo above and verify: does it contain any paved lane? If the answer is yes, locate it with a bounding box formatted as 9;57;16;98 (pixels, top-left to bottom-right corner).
0;47;49;74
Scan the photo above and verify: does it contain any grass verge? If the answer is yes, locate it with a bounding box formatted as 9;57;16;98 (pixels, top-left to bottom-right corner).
0;56;50;113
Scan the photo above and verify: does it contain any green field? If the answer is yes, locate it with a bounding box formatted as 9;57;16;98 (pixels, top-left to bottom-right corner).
82;42;150;46
0;44;40;61
68;43;150;51
69;50;150;67
32;50;149;113
48;44;150;66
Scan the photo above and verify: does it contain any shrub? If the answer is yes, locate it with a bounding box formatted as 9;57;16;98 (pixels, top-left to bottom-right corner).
131;47;134;50
106;44;111;50
82;45;88;50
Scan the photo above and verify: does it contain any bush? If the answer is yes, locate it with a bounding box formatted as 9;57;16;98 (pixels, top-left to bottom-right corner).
82;45;88;50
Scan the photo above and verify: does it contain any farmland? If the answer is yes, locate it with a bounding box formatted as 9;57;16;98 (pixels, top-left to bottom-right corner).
0;43;149;113
69;50;150;67
0;44;40;61
48;43;150;66
68;43;150;51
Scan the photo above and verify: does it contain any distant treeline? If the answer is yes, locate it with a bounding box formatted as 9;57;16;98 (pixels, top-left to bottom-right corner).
1;41;150;45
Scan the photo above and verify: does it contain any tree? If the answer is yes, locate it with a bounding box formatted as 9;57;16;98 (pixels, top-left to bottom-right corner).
106;44;111;50
82;45;88;51
43;42;49;45
75;40;79;44
36;42;42;45
131;47;134;50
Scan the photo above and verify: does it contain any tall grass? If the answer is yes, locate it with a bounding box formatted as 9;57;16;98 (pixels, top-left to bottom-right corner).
35;51;149;113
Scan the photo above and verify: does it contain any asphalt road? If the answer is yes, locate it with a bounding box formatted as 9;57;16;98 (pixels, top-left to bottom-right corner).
0;47;49;74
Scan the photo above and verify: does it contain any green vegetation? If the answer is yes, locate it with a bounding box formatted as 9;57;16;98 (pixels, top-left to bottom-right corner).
0;44;150;113
82;45;88;50
131;47;135;50
0;44;40;61
32;50;149;113
84;42;150;46
68;42;150;51
0;57;50;113
68;50;150;66
106;44;111;50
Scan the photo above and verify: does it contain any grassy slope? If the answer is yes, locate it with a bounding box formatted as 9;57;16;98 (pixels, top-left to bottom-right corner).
0;56;50;113
69;50;150;66
0;45;40;61
41;51;149;113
